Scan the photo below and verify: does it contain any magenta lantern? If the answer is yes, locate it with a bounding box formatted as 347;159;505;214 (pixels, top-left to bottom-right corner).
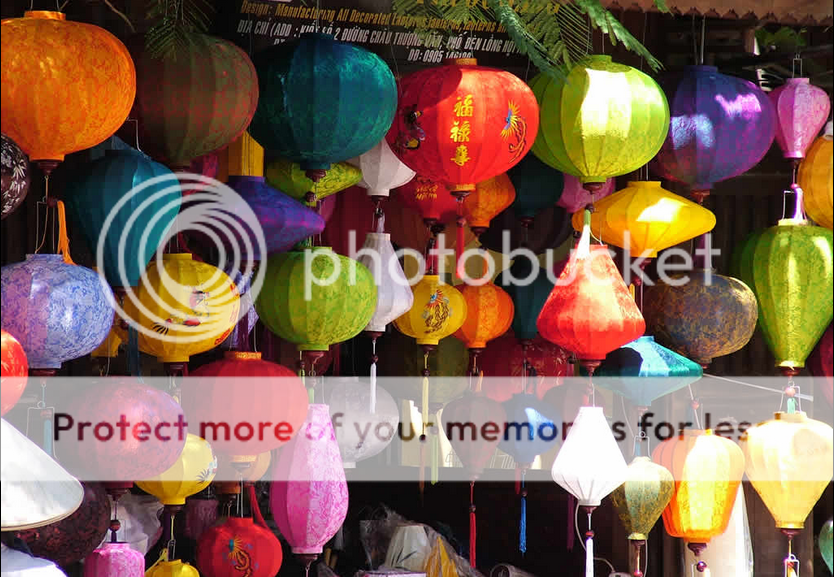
770;78;830;160
84;543;145;577
558;175;615;213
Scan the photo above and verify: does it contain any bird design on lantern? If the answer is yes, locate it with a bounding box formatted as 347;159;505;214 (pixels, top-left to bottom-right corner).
423;289;452;334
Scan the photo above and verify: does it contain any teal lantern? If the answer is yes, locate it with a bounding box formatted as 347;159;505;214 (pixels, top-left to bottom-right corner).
496;253;554;341
585;336;703;408
506;153;564;223
249;33;397;177
66;149;180;287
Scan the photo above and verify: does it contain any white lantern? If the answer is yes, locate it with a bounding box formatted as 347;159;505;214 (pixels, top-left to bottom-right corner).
1;544;67;577
359;230;414;334
349;138;415;198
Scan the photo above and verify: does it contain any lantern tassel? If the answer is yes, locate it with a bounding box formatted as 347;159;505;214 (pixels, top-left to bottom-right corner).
56;201;75;265
370;339;377;413
247;483;268;528
469;481;477;568
584;510;594;577
519;471;527;555
422;352;430;434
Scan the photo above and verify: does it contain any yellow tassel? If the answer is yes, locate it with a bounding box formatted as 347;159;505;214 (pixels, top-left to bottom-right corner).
422;352;430;434
56;200;75;265
629;283;635;300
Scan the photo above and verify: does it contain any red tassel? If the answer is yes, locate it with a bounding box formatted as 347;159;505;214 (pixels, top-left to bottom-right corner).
469;481;477;568
247;484;268;529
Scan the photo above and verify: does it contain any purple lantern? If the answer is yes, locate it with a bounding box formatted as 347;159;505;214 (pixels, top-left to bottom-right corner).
770;78;831;160
558;175;615;213
0;255;114;370
84;542;145;577
652;66;777;199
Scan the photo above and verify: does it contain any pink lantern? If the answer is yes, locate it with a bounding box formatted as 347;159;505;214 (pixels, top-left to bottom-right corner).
85;542;144;577
557;176;615;213
269;404;348;571
769;78;831;160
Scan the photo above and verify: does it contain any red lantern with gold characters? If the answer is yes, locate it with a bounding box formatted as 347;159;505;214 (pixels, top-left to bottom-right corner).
395;175;459;227
387;59;539;194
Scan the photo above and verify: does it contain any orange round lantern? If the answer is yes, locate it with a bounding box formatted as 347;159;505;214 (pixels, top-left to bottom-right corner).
464;173;516;234
1;11;135;170
387;59;539;193
454;281;514;369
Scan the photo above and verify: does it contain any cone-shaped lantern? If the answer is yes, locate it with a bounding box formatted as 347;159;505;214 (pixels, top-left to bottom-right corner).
769;78;830;160
798;122;833;229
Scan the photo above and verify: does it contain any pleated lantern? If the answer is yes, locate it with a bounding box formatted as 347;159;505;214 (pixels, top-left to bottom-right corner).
197;516;282;577
551;406;628;577
146;560;200;577
821;519;833;574
496;254;554;341
610;456;674;576
1;329;27;416
265;157;362;204
506;152;564;224
1;134;30;219
136;434;217;507
454;280;514;372
270;404;349;569
349;137;416;198
84;542;144;577
131;34;257;167
558;176;615;214
653;66;776;201
809;324;833;407
652;430;745;571
769;78;830;160
463;174;516;235
644;270;758;367
255;248;376;370
395;175;459;227
1;11;135;172
184;352;309;462
530;56;668;190
1;255;114;371
118;253;240;367
798;122;833;229
65;148;180;288
388;58;538;194
250;33;396;181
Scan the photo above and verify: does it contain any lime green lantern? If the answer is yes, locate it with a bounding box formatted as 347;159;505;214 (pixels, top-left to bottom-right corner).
255;247;377;369
265;157;361;205
529;55;669;189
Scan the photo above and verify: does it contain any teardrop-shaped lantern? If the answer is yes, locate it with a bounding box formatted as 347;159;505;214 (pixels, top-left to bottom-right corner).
799;123;833;229
136;434;217;506
769;78;830;160
530;56;668;187
454;281;514;358
1;255;114;370
507;152;564;222
653;66;777;199
463;174;516;234
395;175;459;227
65;149;180;288
265;157;362;203
1;134;30;219
85;542;144;577
196;516;283;577
1;329;27;416
388;58;539;193
349;138;416;198
558;176;615;214
1;11;135;170
394;276;467;347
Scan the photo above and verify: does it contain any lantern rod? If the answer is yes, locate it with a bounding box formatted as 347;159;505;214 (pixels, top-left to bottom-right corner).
686;383;703;430
699;16;706;65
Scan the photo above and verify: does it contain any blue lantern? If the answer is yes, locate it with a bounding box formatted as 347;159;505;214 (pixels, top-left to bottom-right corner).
1;255;114;369
65;149;180;288
248;33;397;172
496;254;554;341
507;153;564;222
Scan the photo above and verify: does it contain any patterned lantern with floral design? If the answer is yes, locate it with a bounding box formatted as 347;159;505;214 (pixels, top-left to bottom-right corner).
769;78;830;160
1;134;30;219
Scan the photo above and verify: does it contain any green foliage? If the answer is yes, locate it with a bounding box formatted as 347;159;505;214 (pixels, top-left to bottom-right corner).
755;26;807;53
145;0;214;60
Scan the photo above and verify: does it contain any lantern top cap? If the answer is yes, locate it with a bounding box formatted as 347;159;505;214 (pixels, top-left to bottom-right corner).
631;455;653;463
23;10;65;20
445;58;478;65
224;351;262;361
163;253;193;261
300;32;335;41
784;77;811;84
626;181;662;188
777;218;809;226
365;232;391;240
771;411;808;422
24;253;63;262
585;55;613;63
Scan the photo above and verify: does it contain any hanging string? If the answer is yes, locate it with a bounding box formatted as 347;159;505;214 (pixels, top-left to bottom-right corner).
699;16;706;65
469;481;477;568
691;15;698;65
430;414;439;485
519;469;527;555
686;383;703;429
369;338;378;413
34;176;52;254
421;351;430;435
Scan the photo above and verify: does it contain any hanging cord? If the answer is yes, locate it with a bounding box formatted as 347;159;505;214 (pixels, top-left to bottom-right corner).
700;16;706;65
369;338;378;413
704;373;813;402
686;383;703;430
431;408;440;485
469;481;477;568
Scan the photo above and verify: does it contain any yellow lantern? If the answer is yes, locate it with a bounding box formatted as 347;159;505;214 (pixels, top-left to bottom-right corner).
798;123;833;230
146;560;200;577
1;11;135;170
394;276;467;348
137;434;217;506
742;411;833;529
119;253;240;364
571;181;716;257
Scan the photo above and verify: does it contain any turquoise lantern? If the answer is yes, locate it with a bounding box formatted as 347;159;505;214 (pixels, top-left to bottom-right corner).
248;33;397;179
506;153;564;223
496;253;554;342
66;149;180;287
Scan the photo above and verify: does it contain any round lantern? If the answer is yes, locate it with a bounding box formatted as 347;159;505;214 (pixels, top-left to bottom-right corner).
65;149;180;288
196;516;282;577
1;255;114;370
821;519;833;574
393;275;467;347
1;329;27;416
735;218;833;372
530;56;668;187
652;66;776;199
131;34;257;167
136;434;217;506
453;281;514;366
388;58;539;193
798;123;833;230
250;33;396;175
644;271;758;367
265;158;362;203
185;351;308;461
18;482;110;568
1;134;29;219
558;175;615;214
463;174;516;234
769;78;830;160
395;176;459;227
571;181;716;258
742;411;833;529
85;542;144;577
1;11;135;170
146;560;200;577
496;254;554;341
119;253;240;364
349;138;416;198
809;324;833;408
506;152;564;223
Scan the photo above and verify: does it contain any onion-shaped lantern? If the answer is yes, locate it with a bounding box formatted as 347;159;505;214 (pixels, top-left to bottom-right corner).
769;78;830;160
798;122;833;229
1;134;30;219
454;281;514;371
463;173;516;235
196;516;282;577
265;157;362;204
1;329;27;416
145;560;200;577
349;137;416;199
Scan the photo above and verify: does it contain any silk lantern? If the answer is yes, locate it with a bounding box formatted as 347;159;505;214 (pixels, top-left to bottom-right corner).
454;281;514;371
1;329;27;416
1;11;135;171
644;270;758;367
653;66;777;200
809;324;833;407
270;404;349;569
196;516;282;577
214;452;271;496
265;157;362;203
496;253;554;341
185;351;308;461
463;174;516;234
1;255;114;370
131;34;257;167
769;78;830;160
610;457;674;576
349;137;416;198
65;149;180;287
146;560;200;577
590;336;703;409
652;429;745;572
394;276;467;348
558;176;615;214
506;152;564;223
821;519;833;574
1;544;67;577
251;33;396;178
136;434;217;506
530;56;668;189
220;266;257;352
84;542;144;577
1;134;29;219
18;483;110;568
183;497;218;543
551;406;628;577
798;121;832;229
388;58;539;193
395;176;459;227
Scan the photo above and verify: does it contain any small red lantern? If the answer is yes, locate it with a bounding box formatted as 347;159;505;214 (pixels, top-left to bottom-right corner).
197;516;283;577
1;328;27;415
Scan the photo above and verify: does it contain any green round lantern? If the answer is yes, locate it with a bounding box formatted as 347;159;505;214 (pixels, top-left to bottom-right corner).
255;247;377;357
821;518;833;574
734;218;833;373
265;157;362;203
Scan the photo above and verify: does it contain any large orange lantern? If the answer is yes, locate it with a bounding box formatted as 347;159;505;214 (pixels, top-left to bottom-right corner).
1;11;135;171
387;59;539;194
454;281;514;372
